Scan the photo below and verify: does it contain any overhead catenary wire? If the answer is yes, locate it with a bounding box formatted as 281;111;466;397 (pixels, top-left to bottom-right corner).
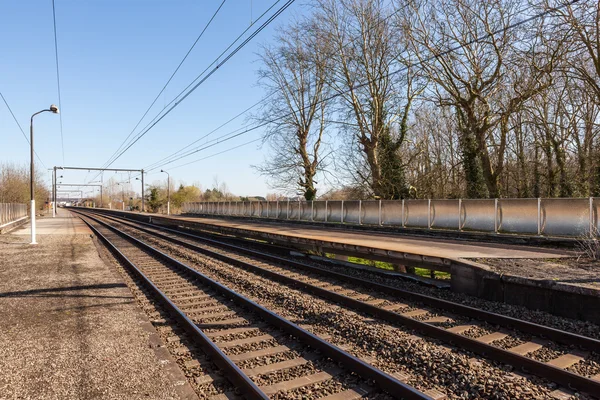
0;90;47;169
99;0;229;172
142;95;271;171
140;1;409;172
169;137;262;171
93;0;295;176
51;0;65;165
140;0;567;174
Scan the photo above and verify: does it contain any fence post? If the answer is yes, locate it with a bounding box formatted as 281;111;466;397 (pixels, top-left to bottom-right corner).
276;201;279;219
401;199;405;228
287;200;290;219
590;197;594;236
298;200;301;221
458;198;462;231
341;200;344;223
358;200;362;225
427;199;431;229
325;200;328;222
378;199;382;226
494;198;498;233
537;197;541;235
311;201;314;221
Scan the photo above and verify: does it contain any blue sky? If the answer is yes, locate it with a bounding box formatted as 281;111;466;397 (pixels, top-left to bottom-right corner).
0;0;303;196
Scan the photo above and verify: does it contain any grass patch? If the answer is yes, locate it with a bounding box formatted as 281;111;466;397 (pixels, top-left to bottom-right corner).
324;254;451;279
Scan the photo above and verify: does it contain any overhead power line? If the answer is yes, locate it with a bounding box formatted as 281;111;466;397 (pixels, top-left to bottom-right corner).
51;0;65;164
139;0;411;172
0;90;47;169
169;137;262;171
94;0;295;176
142;96;270;171
138;0;579;173
100;0;228;171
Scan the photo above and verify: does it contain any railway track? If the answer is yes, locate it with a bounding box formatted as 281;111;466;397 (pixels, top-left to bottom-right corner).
77;209;600;399
77;211;438;400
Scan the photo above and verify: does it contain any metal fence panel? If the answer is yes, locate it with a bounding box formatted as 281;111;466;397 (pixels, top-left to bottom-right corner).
461;199;495;232
344;200;361;224
405;200;429;228
180;197;598;237
274;201;284;219
327;201;343;222
231;202;238;216
595;198;600;235
542;198;589;236
300;202;312;220
362;200;380;225
431;200;460;229
313;201;327;221
0;203;27;226
288;201;300;220
381;200;404;225
498;198;538;234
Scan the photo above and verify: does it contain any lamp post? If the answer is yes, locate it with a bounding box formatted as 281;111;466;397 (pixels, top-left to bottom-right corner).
161;169;170;215
30;105;59;244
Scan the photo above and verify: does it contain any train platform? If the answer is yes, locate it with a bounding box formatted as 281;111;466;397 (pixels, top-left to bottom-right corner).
10;207;90;235
160;214;569;260
0;209;196;399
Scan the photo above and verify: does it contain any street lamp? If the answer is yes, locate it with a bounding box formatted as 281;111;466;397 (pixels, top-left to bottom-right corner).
161;169;170;215
30;105;59;244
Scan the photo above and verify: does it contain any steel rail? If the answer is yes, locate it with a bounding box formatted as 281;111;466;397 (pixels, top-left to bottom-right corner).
77;214;269;400
92;209;600;353
86;209;600;396
75;210;433;400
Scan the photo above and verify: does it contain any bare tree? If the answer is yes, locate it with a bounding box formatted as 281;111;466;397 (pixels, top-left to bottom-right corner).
316;0;420;199
403;0;559;197
255;18;332;200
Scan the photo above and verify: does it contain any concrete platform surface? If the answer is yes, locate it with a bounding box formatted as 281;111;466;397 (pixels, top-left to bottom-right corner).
0;225;193;399
12;207;89;235
169;215;569;259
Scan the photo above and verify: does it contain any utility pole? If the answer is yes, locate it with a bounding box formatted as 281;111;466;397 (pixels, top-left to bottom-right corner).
141;169;145;212
161;169;170;215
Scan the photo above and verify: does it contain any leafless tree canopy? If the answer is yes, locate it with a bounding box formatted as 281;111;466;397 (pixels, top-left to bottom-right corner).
256;0;600;199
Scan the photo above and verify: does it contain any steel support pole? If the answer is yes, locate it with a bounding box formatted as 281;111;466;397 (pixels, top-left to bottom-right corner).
494;198;498;233
590;197;594;236
341;200;344;223
458;198;462;231
325;200;328;222
401;199;405;228
141;169;145;212
167;175;170;215
358;200;362;225
537;198;542;235
427;199;431;229
378;199;382;226
52;167;56;218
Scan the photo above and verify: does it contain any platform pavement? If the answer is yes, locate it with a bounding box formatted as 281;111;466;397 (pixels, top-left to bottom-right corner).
11;207;89;236
155;214;570;259
0;209;197;399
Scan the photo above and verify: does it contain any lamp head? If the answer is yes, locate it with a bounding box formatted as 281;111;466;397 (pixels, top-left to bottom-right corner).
50;104;59;114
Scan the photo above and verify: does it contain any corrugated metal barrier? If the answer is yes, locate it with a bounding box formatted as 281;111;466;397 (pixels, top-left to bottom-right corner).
0;203;28;227
182;198;600;237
